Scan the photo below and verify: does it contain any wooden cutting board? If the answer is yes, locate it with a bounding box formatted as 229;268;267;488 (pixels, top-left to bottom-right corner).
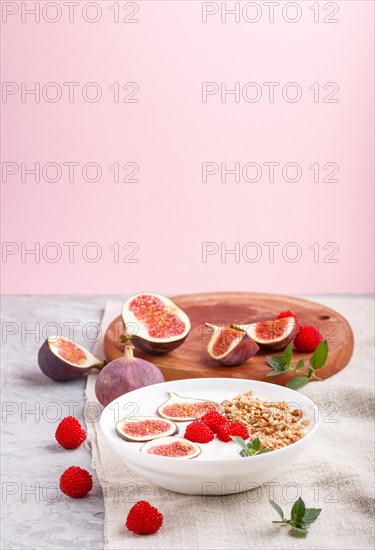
104;292;354;385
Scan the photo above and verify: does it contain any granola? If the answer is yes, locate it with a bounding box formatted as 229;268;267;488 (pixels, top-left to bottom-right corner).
222;391;309;450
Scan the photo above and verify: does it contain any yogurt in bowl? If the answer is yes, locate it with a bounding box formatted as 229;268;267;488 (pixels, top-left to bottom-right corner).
99;378;319;495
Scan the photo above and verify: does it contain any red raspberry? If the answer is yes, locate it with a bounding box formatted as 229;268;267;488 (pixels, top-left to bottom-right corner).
55;416;86;449
200;411;227;434
294;325;323;352
276;310;299;329
59;466;93;498
184;421;214;443
126;500;163;535
228;421;249;440
217;422;232;442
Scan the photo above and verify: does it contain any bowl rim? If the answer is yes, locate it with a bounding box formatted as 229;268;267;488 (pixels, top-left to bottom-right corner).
99;377;320;465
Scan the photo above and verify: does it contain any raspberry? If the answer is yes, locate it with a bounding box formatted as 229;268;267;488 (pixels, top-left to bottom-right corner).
200;411;227;434
276;310;299;329
217;422;232;442
217;421;250;442
126;500;163;535
55;416;86;450
228;420;250;440
59;466;93;498
294;325;323;352
184;421;214;443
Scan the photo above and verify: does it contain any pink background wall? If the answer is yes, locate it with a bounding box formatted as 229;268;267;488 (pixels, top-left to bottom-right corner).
1;1;374;295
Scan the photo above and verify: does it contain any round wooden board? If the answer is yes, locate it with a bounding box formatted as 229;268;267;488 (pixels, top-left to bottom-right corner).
104;292;354;385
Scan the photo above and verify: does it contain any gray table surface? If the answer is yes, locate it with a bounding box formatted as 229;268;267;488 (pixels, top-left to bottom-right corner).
1;296;109;550
1;294;373;550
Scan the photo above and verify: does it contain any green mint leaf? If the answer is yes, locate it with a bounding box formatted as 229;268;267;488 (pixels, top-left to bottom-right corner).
251;438;261;451
269;500;285;520
233;436;271;457
230;436;249;452
267;355;287;372
307;367;315;378
310;341;328;370
272;498;321;538
291;497;306;525
266;370;284;377
283;344;293;366
257;447;273;455
286;377;310;390
295;359;305;371
302;508;322;526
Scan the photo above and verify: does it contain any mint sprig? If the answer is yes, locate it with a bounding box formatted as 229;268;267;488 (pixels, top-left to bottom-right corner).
231;436;273;457
270;497;321;537
266;341;328;390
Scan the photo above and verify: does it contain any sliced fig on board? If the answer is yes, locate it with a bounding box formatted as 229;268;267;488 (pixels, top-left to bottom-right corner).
206;323;259;366
115;416;177;442
233;317;297;351
38;336;105;381
121;292;191;355
140;437;201;459
157;391;220;422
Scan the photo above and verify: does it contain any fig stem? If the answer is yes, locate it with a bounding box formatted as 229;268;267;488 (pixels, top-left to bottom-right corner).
119;331;133;344
124;341;135;361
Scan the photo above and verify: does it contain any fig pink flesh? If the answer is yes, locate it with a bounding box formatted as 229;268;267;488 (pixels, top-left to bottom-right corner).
38;340;91;381
146;441;196;457
122;419;171;438
212;328;243;356
255;320;289;340
122;293;191;355
53;339;87;365
129;294;186;338
250;318;297;350
161;401;218;419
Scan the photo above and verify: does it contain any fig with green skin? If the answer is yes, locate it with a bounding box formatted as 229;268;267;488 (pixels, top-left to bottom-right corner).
157;391;220;422
206;323;259;366
121;292;191;355
232;317;297;351
115;417;177;442
95;341;164;407
140;437;201;459
38;336;105;381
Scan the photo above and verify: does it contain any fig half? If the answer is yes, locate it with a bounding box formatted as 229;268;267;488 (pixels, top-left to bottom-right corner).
115;416;177;442
140;437;201;459
157;391;220;422
206;323;259;366
121;292;191;354
233;317;297;351
38;336;105;381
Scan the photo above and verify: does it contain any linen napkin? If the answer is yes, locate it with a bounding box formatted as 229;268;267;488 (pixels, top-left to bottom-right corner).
86;297;374;550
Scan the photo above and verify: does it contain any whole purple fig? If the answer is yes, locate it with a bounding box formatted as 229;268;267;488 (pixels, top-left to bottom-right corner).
95;342;164;407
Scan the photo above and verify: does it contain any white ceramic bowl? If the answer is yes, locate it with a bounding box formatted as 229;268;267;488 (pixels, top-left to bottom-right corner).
100;378;319;495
